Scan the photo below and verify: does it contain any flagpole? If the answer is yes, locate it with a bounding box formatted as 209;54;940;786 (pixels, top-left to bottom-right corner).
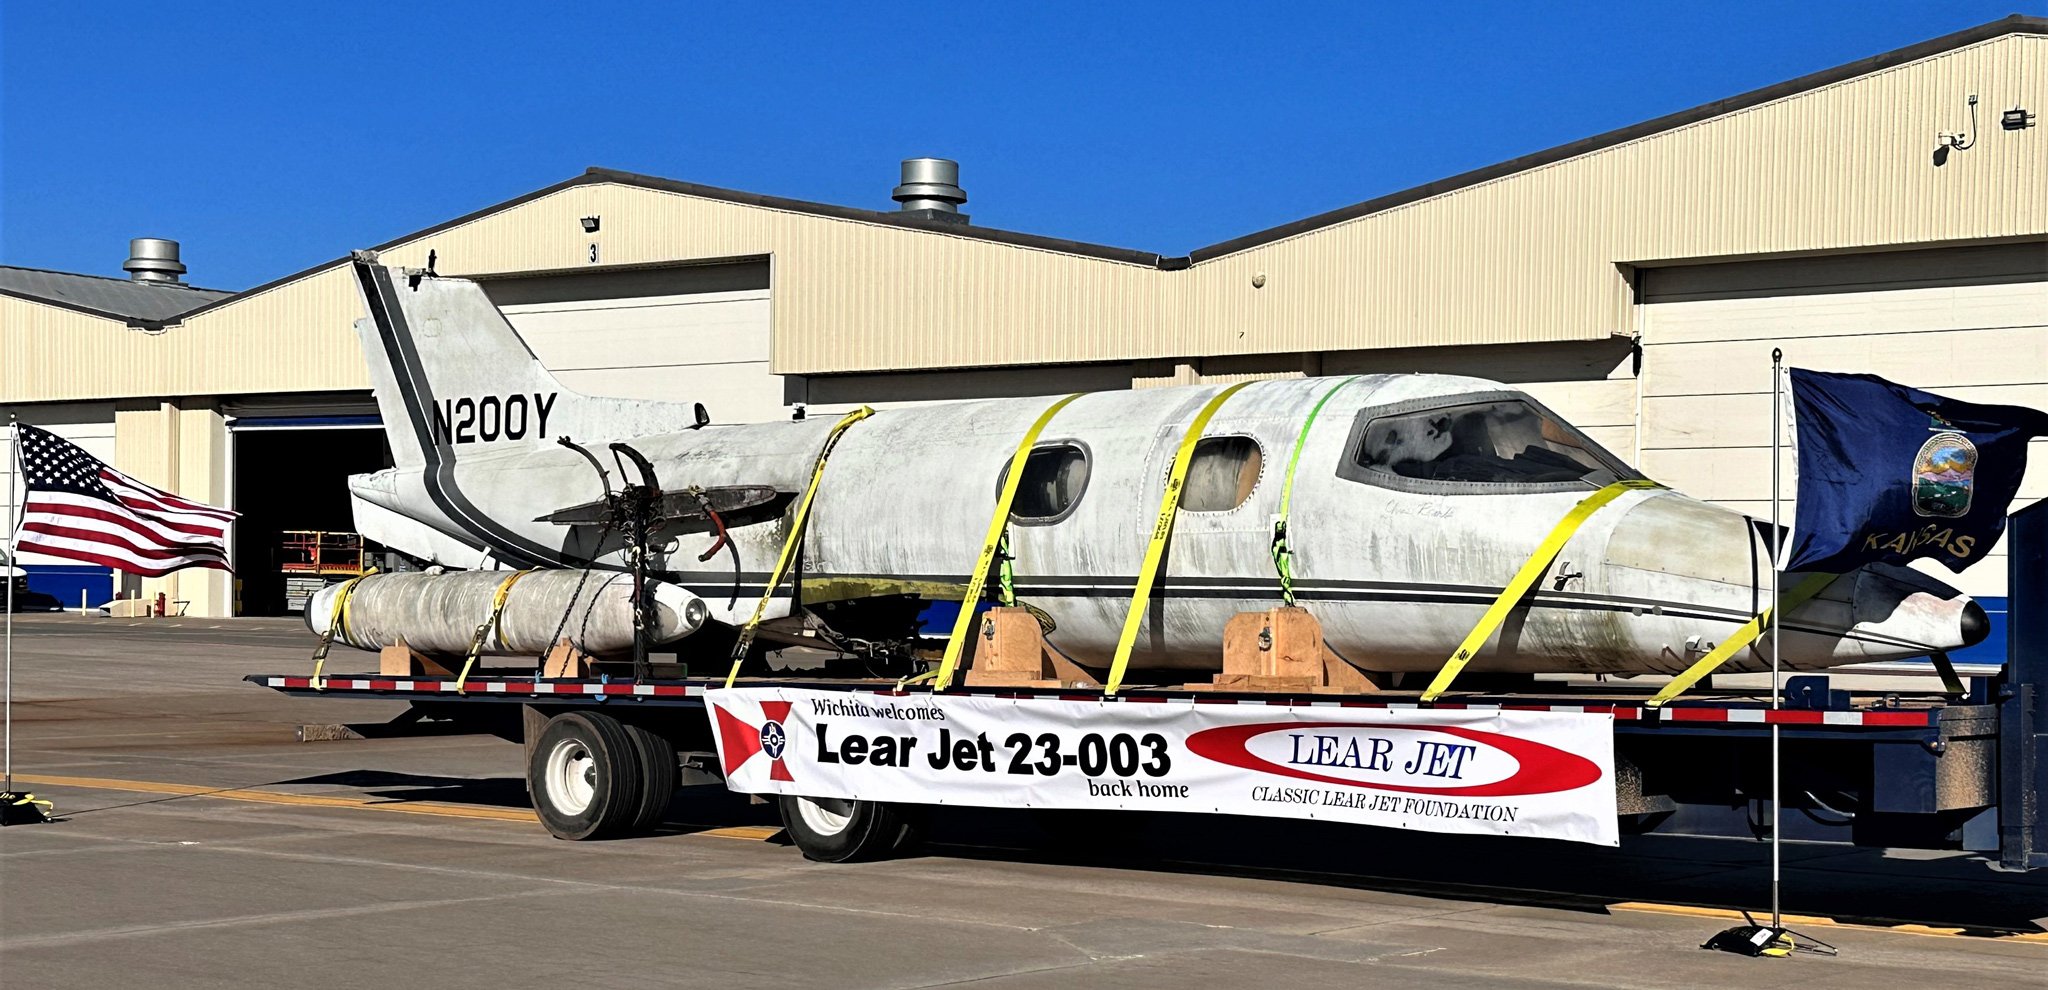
6;412;16;795
1769;348;1784;930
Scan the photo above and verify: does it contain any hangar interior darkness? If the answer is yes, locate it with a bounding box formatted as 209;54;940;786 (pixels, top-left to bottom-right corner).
231;427;390;616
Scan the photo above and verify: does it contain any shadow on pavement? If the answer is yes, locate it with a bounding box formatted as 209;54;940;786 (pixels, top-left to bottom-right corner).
236;770;2045;935
915;807;2048;936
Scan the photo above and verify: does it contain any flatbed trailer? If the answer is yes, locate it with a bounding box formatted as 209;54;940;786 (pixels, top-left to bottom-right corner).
248;508;2047;871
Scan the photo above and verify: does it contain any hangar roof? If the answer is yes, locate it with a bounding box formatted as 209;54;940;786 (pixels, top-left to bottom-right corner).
0;265;231;324
4;15;2042;403
171;10;2048;327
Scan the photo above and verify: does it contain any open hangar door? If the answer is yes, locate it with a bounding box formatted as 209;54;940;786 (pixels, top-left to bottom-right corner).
1635;241;2047;670
479;259;783;424
227;396;392;616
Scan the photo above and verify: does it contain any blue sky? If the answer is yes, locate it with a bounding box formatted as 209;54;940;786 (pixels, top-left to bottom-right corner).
1;2;2032;290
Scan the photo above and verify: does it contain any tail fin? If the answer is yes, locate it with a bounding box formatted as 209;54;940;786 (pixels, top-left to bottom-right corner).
350;254;707;468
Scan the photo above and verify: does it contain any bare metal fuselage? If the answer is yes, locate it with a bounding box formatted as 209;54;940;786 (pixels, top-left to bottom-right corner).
344;261;1982;677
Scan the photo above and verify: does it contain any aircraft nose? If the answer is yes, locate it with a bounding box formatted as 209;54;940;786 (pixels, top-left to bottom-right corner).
1960;599;1991;648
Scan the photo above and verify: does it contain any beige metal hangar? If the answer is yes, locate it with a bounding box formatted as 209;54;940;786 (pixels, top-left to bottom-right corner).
2;15;2042;630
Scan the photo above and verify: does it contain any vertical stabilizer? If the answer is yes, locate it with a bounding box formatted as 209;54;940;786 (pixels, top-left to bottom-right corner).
349;254;707;469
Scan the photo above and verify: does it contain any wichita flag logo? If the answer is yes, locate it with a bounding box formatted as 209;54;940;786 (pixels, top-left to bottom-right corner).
712;700;796;782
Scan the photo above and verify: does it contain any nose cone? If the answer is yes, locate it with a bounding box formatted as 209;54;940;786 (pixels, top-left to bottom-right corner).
1960;599;1991;648
1600;492;1984;669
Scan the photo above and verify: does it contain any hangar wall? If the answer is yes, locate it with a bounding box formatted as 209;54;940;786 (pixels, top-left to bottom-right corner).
1164;31;2044;372
4;18;2040;621
1637;242;2048;663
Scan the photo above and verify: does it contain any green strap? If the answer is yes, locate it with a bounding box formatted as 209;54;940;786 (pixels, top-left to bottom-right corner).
1929;652;1966;698
1271;376;1362;605
996;533;1017;608
932;393;1085;691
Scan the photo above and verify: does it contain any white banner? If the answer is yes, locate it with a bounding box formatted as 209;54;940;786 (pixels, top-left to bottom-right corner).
708;689;1618;846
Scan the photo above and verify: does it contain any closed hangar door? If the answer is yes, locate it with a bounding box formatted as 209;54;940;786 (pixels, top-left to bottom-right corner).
2;402;118;610
226;397;391;616
1635;241;2048;669
480;259;782;425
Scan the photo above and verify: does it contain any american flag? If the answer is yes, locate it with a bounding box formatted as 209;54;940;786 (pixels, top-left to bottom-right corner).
10;424;237;576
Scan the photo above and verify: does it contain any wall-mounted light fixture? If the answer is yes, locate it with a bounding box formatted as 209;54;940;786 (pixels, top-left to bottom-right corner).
1932;93;1980;166
579;215;601;233
2002;106;2035;131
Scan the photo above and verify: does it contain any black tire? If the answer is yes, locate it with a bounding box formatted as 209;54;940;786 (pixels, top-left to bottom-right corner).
620;723;678;835
527;711;643;840
777;796;920;863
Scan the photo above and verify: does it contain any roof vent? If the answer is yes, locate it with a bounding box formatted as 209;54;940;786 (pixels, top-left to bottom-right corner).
892;158;968;222
123;238;187;283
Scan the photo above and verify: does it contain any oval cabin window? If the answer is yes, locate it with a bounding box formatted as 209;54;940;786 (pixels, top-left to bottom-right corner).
1004;444;1090;523
1181;436;1264;511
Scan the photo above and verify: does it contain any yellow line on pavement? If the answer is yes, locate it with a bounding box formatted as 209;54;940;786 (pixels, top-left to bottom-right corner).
15;773;784;842
16;773;539;823
697;825;784;841
1609;901;2048;944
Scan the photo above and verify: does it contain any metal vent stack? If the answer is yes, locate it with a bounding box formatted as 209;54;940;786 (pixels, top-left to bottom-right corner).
892;158;968;221
123;238;187;283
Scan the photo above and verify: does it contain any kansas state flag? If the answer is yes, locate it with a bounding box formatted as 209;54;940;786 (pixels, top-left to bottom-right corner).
1784;369;2048;574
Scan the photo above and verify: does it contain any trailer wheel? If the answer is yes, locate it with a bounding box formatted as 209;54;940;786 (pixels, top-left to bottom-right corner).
528;711;642;840
777;796;919;862
620;723;678;835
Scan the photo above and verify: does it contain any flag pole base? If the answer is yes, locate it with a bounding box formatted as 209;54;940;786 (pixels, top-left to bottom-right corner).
0;791;54;826
1701;922;1838;958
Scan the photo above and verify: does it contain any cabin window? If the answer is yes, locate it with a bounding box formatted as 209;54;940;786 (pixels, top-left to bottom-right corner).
1343;397;1633;493
1003;443;1090;523
1181;436;1264;512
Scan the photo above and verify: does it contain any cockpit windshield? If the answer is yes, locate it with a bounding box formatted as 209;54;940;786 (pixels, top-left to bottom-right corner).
1348;398;1634;491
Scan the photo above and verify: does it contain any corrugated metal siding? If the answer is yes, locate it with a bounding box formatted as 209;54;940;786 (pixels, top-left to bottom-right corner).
1;269;369;403
368;183;1168;374
1638;276;2047;600
1168;34;2046;365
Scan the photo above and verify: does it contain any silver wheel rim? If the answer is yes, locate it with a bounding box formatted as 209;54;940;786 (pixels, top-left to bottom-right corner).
795;796;855;836
544;737;598;816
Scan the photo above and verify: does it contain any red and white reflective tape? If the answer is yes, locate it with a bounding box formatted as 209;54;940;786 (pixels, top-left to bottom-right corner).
262;676;1933;726
266;676;699;698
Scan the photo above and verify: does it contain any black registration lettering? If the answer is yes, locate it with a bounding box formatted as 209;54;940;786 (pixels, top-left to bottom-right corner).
477;395;501;442
534;392;557;437
435;392;558;445
503;393;529;439
454;398;477;443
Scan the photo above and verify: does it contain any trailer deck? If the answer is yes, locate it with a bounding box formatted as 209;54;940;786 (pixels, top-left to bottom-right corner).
243;502;2047;870
244;672;1954;727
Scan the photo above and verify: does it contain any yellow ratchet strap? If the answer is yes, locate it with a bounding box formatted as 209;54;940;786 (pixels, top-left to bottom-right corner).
725;407;876;688
1104;381;1256;695
310;569;375;690
1421;479;1665;703
1271;376;1362;606
1929;652;1967;697
1646;572;1837;707
458;569;531;694
933;393;1086;691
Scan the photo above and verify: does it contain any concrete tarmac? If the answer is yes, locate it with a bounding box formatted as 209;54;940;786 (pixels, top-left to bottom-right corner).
1;613;2043;989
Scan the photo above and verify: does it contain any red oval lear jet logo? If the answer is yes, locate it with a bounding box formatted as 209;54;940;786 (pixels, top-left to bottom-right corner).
1185;721;1601;798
